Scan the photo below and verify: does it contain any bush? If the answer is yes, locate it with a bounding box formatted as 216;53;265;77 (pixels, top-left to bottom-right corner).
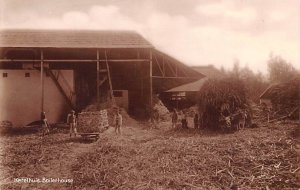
197;78;247;130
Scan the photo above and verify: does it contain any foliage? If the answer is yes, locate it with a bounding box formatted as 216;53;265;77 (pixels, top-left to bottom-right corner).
239;66;269;102
197;77;247;129
268;55;298;83
269;75;300;105
225;62;269;103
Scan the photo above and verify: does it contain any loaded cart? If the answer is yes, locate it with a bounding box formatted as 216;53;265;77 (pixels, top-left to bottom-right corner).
77;109;109;140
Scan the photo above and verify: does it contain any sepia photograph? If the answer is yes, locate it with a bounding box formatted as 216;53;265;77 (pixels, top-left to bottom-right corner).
0;0;299;189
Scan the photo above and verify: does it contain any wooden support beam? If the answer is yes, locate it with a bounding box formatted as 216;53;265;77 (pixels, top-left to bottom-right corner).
98;76;108;87
165;58;177;76
46;69;76;111
153;54;164;76
96;49;100;110
177;64;189;77
162;56;165;77
104;50;115;105
149;49;153;109
40;50;44;113
152;76;199;79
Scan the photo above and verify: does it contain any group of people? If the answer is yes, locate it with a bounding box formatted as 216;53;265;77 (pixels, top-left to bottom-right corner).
40;107;202;137
171;109;200;129
40;108;123;137
40;110;78;137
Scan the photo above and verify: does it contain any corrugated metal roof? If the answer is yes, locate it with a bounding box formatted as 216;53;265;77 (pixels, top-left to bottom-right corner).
0;29;153;48
166;77;209;92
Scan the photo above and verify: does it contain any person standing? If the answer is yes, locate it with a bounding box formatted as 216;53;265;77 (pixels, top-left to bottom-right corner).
194;113;199;129
41;112;50;136
114;108;123;134
181;112;188;129
67;110;77;138
152;109;159;129
171;109;178;128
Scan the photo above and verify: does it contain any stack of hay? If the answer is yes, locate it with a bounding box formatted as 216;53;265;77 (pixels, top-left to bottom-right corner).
0;120;13;128
153;100;170;121
81;100;135;127
0;120;13;134
77;110;109;133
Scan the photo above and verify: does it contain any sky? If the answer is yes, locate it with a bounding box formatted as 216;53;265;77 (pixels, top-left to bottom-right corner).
0;0;299;74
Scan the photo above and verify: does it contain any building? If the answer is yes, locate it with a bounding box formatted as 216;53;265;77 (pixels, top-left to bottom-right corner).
161;65;225;109
0;29;201;126
259;84;277;108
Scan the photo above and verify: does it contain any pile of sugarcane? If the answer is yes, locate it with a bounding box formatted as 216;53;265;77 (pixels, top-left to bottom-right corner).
77;110;109;133
268;76;300;122
197;77;248;131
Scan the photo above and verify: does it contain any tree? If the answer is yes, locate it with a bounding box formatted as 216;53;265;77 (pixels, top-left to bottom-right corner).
269;75;300;105
220;66;226;75
239;66;269;102
232;59;240;78
226;62;269;103
267;55;297;83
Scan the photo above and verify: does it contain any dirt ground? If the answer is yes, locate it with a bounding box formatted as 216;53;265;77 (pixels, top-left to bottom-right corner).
0;117;299;190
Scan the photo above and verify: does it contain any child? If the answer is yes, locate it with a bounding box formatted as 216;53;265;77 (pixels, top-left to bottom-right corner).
67;110;77;138
181;113;188;129
114;108;123;134
41;112;50;136
152;109;159;129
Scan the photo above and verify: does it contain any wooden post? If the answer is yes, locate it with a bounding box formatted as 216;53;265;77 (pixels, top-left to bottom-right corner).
162;56;165;77
96;49;100;110
137;50;140;59
138;50;144;100
104;50;115;105
40;50;44;113
149;49;153;109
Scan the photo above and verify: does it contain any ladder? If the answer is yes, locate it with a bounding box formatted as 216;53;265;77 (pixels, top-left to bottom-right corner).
96;50;115;108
